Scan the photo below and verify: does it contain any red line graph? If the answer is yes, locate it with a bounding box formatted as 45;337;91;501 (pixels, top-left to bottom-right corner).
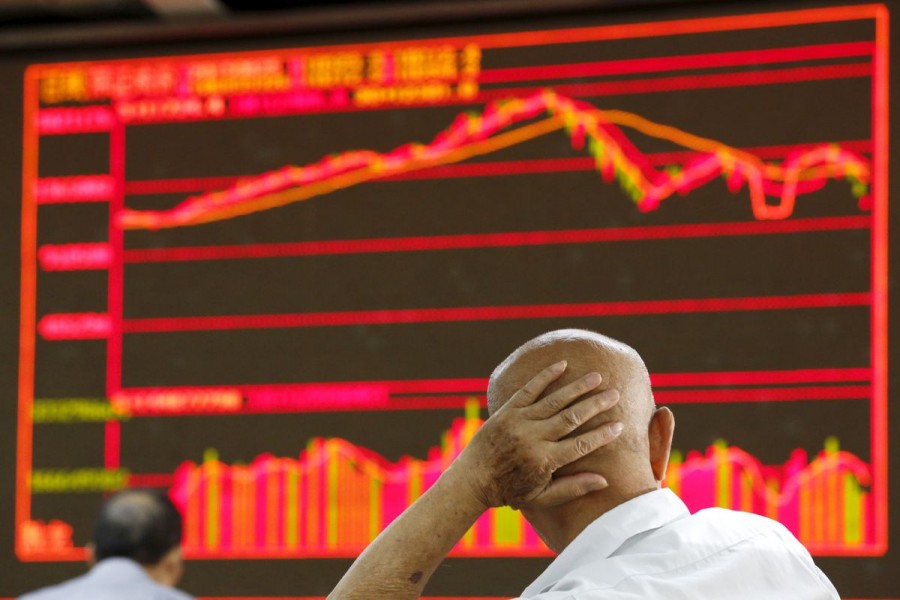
121;140;873;196
117;90;871;229
15;3;889;579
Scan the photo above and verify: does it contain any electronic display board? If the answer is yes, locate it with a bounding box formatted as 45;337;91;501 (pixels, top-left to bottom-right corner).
0;2;896;598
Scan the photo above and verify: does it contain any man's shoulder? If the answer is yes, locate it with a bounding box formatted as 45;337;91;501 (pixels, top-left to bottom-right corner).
20;580;193;600
21;586;192;600
535;507;837;598
687;506;804;546
19;575;88;600
163;585;195;599
18;564;194;600
158;586;195;599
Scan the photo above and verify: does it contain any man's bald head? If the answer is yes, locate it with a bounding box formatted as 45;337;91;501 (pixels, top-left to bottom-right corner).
487;330;674;550
488;329;655;454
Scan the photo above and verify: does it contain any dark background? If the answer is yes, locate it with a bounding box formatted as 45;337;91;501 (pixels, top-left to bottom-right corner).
0;0;897;597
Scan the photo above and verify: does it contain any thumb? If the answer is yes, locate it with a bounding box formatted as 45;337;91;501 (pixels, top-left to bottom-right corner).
518;473;608;508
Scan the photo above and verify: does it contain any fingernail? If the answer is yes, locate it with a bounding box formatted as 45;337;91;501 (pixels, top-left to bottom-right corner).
551;360;567;372
610;422;624;435
584;372;602;386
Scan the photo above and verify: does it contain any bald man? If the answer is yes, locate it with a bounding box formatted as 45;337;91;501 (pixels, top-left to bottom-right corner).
20;490;193;600
330;329;839;600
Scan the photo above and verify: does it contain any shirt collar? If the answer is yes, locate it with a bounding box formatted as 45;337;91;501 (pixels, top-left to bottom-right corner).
89;557;154;582
521;488;689;597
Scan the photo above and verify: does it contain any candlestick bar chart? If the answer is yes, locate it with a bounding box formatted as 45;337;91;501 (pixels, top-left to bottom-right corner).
167;402;873;558
11;2;890;598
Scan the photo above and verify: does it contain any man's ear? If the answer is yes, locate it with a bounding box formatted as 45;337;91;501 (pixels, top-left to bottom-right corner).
648;407;675;483
145;546;185;587
160;545;185;587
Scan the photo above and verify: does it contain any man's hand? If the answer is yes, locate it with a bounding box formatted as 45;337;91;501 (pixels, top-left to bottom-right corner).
328;360;621;600
452;360;623;510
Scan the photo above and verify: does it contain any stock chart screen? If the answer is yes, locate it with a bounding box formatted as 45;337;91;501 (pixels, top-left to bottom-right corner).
1;1;896;598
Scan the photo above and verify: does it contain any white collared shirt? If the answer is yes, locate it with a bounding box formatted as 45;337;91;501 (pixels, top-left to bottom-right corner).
519;488;839;599
19;557;194;600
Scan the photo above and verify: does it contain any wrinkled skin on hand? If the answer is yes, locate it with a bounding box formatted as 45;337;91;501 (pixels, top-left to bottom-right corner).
481;426;554;509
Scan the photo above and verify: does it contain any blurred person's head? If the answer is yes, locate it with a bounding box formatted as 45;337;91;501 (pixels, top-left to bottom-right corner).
487;328;675;551
88;490;185;587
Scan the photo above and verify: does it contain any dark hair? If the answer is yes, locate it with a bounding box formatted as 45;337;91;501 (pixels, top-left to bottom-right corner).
92;490;183;566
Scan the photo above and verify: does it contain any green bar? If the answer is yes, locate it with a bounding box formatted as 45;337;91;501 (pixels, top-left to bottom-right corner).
369;475;381;540
327;442;339;547
465;398;480;421
493;506;521;546
204;450;219;549
409;463;422;502
286;467;298;546
714;439;731;509
31;468;129;493
844;473;861;544
32;398;127;423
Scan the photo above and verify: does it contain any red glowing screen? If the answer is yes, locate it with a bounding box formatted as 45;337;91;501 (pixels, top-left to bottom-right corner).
10;2;892;598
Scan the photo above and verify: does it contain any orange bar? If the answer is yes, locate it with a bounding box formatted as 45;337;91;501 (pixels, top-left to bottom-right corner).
351;455;362;548
351;458;367;548
231;468;242;548
834;465;845;545
186;469;200;549
232;469;241;548
740;472;752;512
15;67;40;559
296;462;306;548
766;478;779;521
861;490;869;544
714;442;731;509
266;458;279;548
799;484;811;543
326;441;339;550
241;468;251;548
408;460;422;504
368;464;382;543
246;467;256;547
812;465;825;543
336;454;349;549
826;457;839;543
206;457;220;550
306;441;320;549
665;452;681;496
442;430;455;470
285;461;299;549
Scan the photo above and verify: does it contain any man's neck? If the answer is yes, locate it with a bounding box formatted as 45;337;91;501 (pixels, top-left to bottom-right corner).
532;483;661;552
